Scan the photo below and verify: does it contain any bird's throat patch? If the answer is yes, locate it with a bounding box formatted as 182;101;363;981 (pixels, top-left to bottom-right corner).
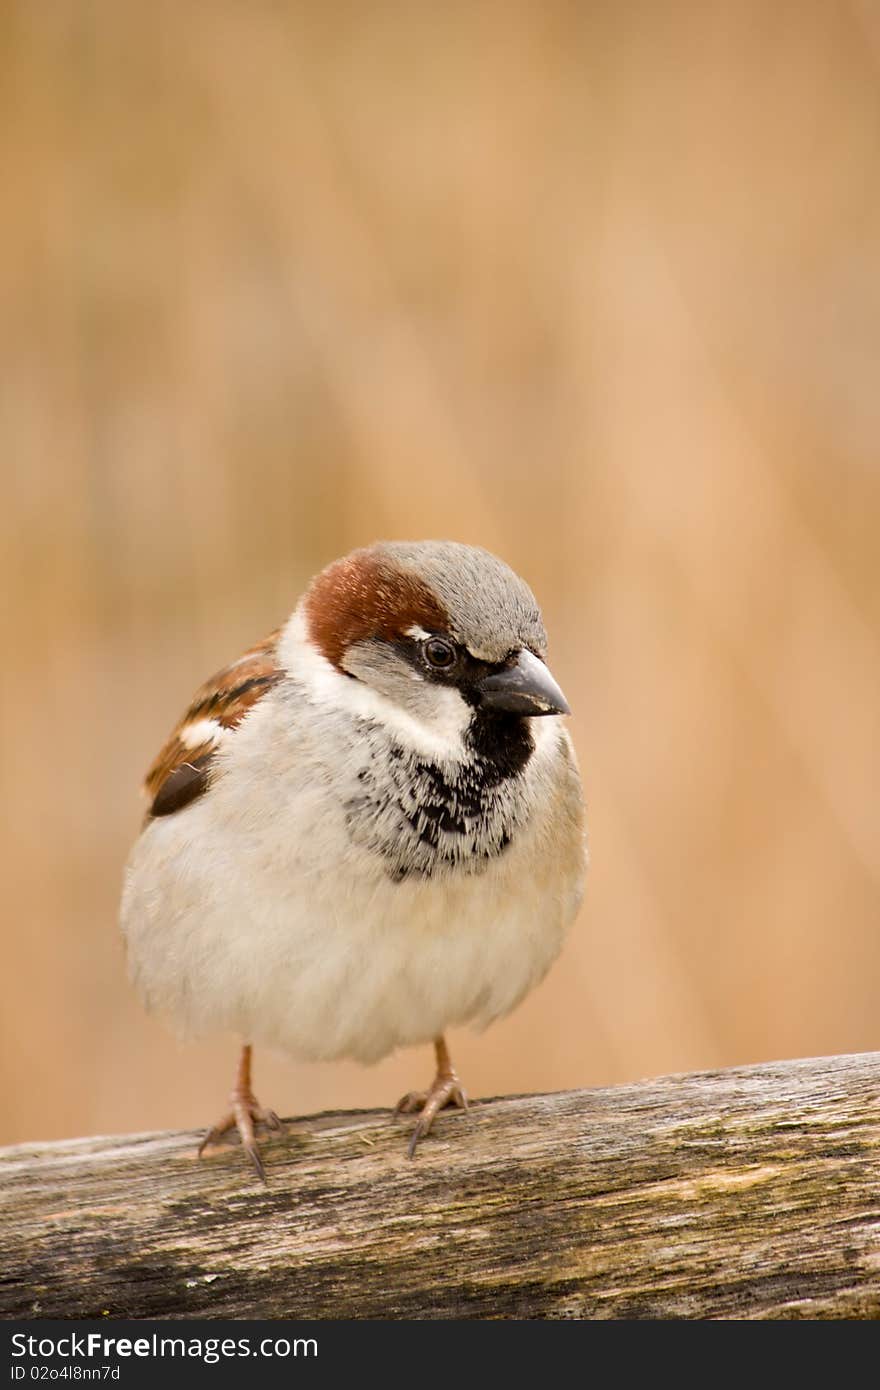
344;714;535;881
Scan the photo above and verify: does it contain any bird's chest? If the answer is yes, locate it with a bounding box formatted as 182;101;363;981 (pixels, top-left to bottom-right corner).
343;735;532;882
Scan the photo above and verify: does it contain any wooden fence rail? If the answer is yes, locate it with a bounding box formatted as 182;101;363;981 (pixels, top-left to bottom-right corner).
3;1053;880;1319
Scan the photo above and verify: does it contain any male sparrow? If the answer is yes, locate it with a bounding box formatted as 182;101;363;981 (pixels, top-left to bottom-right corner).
121;541;587;1178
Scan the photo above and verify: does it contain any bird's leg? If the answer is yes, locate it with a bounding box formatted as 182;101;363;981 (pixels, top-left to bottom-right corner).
395;1035;469;1157
197;1044;283;1182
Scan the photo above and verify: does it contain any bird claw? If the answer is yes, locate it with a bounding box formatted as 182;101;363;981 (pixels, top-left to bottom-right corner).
395;1074;468;1156
198;1094;284;1182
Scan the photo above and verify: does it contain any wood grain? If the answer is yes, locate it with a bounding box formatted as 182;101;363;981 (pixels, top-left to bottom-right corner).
3;1053;880;1320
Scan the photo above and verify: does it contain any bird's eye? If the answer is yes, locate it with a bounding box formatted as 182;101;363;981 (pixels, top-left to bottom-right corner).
423;637;457;670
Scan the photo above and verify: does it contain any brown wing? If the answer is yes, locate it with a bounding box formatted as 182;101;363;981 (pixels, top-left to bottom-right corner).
144;630;284;819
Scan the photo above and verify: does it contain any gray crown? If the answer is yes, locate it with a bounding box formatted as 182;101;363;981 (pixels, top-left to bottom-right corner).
375;540;548;662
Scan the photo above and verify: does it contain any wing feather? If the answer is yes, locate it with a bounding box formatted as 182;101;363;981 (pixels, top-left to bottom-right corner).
143;630;283;819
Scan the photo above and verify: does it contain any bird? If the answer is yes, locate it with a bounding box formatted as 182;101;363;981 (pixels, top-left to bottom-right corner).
120;540;587;1179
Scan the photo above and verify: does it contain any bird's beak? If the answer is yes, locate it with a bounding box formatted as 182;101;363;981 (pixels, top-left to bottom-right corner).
476;649;571;717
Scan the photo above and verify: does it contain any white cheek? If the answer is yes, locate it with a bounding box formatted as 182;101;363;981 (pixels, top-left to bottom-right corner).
279;608;470;760
348;680;470;758
529;715;567;762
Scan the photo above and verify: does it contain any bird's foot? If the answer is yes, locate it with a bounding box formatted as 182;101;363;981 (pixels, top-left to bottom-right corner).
395;1070;468;1157
197;1089;283;1183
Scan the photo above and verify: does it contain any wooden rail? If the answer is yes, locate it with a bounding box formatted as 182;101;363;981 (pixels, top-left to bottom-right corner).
3;1053;880;1319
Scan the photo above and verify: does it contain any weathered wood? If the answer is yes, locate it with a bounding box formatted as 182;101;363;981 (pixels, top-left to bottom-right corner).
3;1053;880;1320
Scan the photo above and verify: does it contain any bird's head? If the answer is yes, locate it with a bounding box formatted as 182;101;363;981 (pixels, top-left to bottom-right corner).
290;541;570;756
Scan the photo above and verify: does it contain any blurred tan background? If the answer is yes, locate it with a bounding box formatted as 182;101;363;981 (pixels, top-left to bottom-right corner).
2;1;879;1147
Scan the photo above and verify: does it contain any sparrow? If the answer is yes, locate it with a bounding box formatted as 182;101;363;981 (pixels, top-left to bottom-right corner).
120;540;587;1179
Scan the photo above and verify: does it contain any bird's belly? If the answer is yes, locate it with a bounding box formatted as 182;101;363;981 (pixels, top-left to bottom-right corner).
121;791;583;1064
254;851;575;1062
